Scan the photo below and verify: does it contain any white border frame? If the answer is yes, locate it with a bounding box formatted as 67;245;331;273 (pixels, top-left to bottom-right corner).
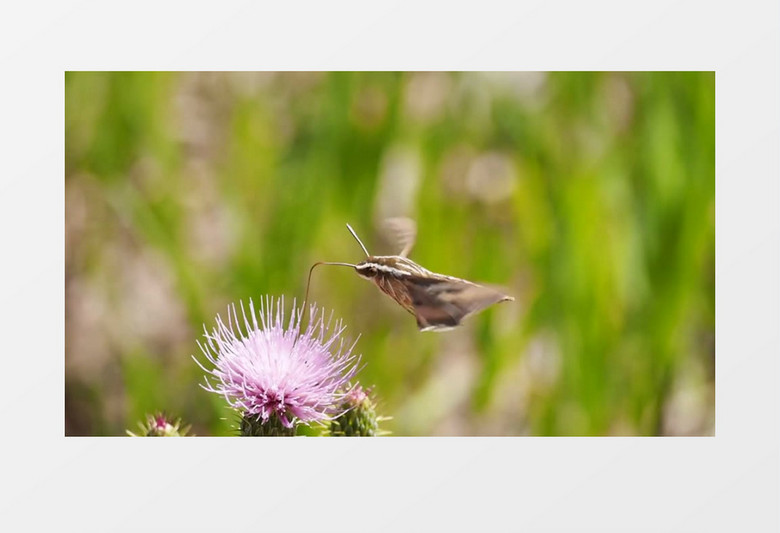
1;1;778;531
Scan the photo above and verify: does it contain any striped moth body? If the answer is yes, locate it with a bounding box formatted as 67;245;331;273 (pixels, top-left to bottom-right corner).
306;219;514;332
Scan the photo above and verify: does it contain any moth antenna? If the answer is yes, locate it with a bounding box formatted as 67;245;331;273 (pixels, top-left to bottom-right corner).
300;261;358;331
346;223;370;257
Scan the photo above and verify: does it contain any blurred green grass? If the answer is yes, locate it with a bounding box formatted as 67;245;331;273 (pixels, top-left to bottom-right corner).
65;72;714;436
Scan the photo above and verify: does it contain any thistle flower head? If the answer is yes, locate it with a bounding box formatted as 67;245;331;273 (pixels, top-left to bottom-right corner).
195;296;361;433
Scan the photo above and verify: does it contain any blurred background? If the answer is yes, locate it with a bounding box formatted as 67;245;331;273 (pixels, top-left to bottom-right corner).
65;71;714;436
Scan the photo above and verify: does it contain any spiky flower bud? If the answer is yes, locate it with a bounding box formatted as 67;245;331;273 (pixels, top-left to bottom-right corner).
329;385;384;436
127;412;191;437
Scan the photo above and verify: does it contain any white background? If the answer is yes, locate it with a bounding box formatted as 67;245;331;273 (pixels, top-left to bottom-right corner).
0;1;778;531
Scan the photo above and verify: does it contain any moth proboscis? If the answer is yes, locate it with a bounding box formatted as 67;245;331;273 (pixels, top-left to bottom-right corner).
303;219;514;332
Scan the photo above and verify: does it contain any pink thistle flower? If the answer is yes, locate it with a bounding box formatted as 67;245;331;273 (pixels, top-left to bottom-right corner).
195;296;361;434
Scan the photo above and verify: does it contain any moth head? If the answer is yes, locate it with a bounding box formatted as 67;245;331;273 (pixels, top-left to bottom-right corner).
355;261;379;280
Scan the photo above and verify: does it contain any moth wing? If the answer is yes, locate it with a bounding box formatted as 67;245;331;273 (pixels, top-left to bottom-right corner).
382;217;417;258
405;277;514;332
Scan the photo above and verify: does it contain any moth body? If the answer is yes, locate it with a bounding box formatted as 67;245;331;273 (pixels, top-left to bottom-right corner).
305;220;514;332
